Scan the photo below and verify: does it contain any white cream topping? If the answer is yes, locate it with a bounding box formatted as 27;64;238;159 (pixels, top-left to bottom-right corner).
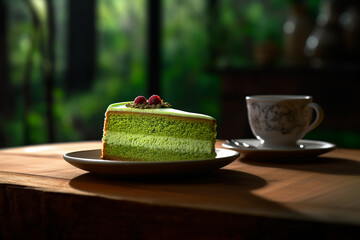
106;102;214;121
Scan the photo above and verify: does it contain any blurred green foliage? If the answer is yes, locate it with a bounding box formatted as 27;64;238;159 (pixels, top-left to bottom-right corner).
4;0;356;149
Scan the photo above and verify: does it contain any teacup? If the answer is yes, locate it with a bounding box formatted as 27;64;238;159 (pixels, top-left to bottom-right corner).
246;95;324;149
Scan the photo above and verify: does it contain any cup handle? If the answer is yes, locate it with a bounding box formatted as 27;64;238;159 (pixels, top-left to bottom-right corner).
304;102;324;134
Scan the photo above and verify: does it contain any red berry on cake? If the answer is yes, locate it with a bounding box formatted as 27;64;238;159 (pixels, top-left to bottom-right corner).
134;96;147;105
148;95;162;105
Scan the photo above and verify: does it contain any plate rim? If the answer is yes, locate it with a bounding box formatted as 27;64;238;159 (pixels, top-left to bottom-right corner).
64;147;239;165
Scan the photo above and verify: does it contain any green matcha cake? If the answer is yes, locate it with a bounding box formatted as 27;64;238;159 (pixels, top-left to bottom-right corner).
101;95;217;161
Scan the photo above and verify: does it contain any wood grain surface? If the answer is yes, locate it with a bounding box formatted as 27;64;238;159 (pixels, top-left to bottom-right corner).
1;141;360;239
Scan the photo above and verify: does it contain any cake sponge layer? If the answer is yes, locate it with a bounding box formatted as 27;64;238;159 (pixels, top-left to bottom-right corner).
103;131;216;161
103;144;215;161
105;112;216;140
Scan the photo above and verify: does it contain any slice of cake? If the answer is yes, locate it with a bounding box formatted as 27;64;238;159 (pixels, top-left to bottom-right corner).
101;95;217;161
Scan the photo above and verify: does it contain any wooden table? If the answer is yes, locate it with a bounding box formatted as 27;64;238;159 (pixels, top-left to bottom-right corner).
1;141;359;239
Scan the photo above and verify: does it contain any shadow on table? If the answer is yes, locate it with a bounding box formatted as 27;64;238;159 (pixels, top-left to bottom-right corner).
69;168;266;192
240;156;360;175
69;169;312;220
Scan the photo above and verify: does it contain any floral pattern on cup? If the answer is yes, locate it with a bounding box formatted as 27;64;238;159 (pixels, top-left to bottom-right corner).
249;102;310;135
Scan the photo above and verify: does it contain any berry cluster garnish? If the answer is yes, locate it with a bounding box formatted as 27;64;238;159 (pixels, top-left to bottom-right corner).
126;95;171;109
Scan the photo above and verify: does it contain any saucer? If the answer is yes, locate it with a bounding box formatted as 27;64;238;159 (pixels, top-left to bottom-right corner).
222;139;336;160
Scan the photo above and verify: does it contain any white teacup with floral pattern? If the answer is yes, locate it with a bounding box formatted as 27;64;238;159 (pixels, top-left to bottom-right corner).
246;95;324;149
